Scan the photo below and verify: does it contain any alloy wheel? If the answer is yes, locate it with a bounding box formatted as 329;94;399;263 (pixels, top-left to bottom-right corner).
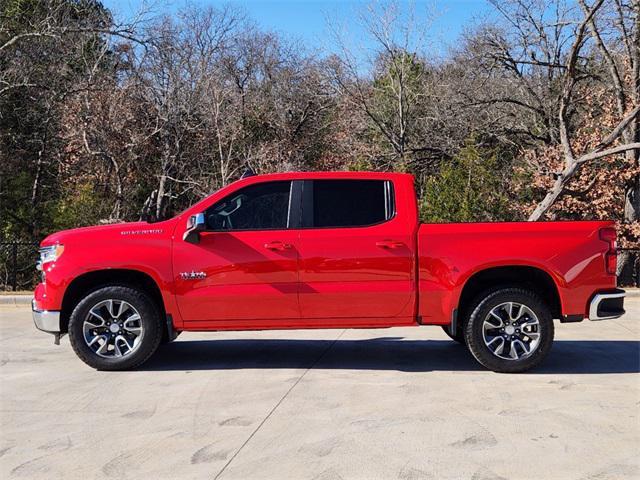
82;299;144;358
482;302;541;361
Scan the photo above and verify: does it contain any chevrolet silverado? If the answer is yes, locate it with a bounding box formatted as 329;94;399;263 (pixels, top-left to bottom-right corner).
32;172;625;372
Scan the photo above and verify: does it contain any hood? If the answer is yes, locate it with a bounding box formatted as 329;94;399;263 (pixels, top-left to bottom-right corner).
41;220;177;246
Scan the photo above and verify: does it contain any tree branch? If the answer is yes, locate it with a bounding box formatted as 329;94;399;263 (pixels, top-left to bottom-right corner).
577;142;640;164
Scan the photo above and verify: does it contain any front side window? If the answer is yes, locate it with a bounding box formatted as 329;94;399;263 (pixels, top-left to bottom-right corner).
310;180;394;228
205;181;292;231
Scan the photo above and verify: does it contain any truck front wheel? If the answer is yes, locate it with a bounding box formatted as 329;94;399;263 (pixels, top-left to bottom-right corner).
464;288;554;373
68;286;163;370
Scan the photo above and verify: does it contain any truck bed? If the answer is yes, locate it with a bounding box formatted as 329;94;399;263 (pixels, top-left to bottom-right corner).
416;221;616;324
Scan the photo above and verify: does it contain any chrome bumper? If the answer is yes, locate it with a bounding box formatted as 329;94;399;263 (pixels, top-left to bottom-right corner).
32;300;61;333
588;289;625;321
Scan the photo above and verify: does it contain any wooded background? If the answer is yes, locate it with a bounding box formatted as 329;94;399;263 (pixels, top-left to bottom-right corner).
1;0;639;287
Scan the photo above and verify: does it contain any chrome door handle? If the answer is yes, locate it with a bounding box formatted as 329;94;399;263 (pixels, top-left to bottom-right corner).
264;241;292;251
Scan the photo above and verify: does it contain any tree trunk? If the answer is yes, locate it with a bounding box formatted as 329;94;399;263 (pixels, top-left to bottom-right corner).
155;172;166;221
528;158;580;221
618;2;640;282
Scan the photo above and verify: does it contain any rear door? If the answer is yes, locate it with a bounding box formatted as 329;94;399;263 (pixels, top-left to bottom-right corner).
297;179;415;324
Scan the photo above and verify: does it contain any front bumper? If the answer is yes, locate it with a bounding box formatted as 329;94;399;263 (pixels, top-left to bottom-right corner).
32;300;61;333
588;289;625;321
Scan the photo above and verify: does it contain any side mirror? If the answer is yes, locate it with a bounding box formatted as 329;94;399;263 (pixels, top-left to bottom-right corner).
183;213;206;244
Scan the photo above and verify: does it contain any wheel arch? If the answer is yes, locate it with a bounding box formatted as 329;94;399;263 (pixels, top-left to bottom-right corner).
60;269;166;335
456;265;563;325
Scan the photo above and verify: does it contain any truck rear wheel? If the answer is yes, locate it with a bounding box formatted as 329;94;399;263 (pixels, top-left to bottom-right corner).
68;286;163;371
464;288;554;373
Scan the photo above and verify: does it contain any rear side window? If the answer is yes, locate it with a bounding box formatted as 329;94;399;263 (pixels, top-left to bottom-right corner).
206;181;292;231
309;180;394;228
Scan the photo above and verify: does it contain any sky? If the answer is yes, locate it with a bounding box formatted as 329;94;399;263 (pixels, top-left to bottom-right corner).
102;0;494;58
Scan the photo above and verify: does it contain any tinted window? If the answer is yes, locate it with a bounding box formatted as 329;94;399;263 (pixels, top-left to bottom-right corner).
311;180;393;228
206;181;291;231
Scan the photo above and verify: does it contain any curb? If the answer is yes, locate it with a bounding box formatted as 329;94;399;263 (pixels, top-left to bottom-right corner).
0;295;32;306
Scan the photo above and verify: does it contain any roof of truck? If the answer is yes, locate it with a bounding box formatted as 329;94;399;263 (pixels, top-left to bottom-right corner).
237;171;414;181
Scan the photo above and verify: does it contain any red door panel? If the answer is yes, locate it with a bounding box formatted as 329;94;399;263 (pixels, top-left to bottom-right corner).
297;178;417;323
173;230;300;323
298;226;414;320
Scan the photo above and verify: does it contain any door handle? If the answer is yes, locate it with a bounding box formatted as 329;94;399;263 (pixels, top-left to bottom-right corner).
376;240;404;249
264;241;292;251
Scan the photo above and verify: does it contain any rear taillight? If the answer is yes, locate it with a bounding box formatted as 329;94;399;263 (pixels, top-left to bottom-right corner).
599;227;617;275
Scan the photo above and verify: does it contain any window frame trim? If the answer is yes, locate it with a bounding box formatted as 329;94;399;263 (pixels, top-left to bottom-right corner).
202;180;300;233
300;179;397;230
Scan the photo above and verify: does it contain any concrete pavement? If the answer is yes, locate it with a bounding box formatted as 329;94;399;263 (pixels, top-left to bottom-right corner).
0;302;638;479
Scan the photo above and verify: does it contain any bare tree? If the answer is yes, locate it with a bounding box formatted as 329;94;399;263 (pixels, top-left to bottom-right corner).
0;0;149;235
580;0;640;227
528;0;639;220
464;0;639;220
327;1;433;169
0;0;148;97
133;6;240;219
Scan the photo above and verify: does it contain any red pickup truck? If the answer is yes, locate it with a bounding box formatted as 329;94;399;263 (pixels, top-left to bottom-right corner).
32;171;625;372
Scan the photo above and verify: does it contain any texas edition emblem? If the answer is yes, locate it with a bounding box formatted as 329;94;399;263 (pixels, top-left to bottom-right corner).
180;271;207;280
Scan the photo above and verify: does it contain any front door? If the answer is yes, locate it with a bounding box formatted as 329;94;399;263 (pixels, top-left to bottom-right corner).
297;179;415;325
173;180;300;327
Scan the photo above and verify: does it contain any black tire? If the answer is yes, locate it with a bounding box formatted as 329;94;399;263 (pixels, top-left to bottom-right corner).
441;325;466;345
68;286;163;370
464;288;554;373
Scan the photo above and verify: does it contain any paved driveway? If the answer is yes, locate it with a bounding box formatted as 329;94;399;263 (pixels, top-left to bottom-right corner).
1;300;638;479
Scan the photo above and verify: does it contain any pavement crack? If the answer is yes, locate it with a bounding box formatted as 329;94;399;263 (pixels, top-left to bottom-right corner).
212;329;346;480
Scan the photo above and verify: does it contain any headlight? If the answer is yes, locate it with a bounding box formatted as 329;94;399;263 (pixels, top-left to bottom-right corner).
37;244;64;270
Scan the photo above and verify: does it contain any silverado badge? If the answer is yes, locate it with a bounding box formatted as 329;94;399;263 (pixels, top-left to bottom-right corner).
180;271;207;280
